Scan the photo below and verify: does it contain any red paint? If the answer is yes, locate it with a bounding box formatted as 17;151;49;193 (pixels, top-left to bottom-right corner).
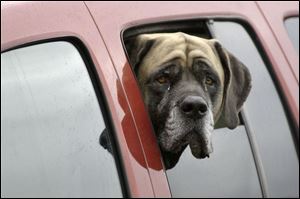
1;1;298;197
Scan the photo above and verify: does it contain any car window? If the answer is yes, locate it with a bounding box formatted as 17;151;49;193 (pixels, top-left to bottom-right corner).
212;21;299;198
123;20;262;198
284;17;299;53
123;19;298;198
1;41;123;198
167;126;262;197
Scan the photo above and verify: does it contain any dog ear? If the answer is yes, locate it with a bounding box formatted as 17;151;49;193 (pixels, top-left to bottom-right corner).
213;41;252;129
127;35;155;73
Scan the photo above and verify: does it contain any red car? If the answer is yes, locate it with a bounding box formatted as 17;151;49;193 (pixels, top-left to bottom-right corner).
1;1;298;198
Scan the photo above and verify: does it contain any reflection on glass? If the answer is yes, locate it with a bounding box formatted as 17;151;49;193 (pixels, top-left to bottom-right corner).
1;42;122;198
285;17;299;53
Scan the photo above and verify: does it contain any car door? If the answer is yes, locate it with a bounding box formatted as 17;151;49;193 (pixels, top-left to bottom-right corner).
85;1;298;198
1;1;160;197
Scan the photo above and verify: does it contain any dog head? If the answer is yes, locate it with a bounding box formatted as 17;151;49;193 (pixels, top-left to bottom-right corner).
128;32;251;169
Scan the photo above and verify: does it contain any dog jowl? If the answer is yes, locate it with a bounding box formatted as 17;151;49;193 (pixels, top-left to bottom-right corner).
128;32;252;169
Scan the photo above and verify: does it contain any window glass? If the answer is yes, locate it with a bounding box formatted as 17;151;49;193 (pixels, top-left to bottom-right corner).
1;42;123;198
212;21;299;198
285;17;299;53
167;126;262;198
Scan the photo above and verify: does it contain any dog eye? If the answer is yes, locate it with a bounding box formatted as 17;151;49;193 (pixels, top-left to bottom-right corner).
156;75;169;84
205;76;214;86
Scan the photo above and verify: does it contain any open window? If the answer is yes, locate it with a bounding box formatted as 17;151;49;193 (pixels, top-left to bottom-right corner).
122;19;260;197
122;18;298;197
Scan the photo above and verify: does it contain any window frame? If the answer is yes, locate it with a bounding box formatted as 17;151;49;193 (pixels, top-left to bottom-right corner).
1;37;129;197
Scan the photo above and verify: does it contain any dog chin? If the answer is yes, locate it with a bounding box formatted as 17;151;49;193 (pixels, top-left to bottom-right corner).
158;108;214;158
188;131;213;159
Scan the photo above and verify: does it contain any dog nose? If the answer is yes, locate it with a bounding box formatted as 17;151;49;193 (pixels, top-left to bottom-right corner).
180;96;208;118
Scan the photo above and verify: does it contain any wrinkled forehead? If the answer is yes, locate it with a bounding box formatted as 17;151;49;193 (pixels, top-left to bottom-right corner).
139;32;223;80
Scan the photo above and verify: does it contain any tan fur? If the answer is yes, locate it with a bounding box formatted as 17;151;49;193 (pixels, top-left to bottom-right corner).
136;32;225;120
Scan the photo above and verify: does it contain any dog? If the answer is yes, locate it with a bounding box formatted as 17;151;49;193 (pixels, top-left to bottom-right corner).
127;32;252;169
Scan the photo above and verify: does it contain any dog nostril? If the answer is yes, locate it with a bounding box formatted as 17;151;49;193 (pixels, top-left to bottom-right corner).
181;103;194;113
180;96;208;117
198;103;208;114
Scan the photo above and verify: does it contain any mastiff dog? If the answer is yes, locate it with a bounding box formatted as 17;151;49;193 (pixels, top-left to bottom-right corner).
128;32;252;169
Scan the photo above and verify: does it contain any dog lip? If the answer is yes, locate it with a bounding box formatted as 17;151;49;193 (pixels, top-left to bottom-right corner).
187;130;212;159
161;129;212;159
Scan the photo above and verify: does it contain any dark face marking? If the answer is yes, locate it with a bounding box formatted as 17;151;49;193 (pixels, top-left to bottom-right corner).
144;58;221;163
192;58;222;108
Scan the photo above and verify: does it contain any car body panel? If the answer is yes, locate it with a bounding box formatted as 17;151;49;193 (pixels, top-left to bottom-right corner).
85;1;299;195
257;1;299;82
1;1;299;197
256;1;299;131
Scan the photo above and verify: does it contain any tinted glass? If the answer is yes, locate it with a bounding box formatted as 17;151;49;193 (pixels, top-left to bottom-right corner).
285;17;299;53
1;42;123;198
213;21;299;197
